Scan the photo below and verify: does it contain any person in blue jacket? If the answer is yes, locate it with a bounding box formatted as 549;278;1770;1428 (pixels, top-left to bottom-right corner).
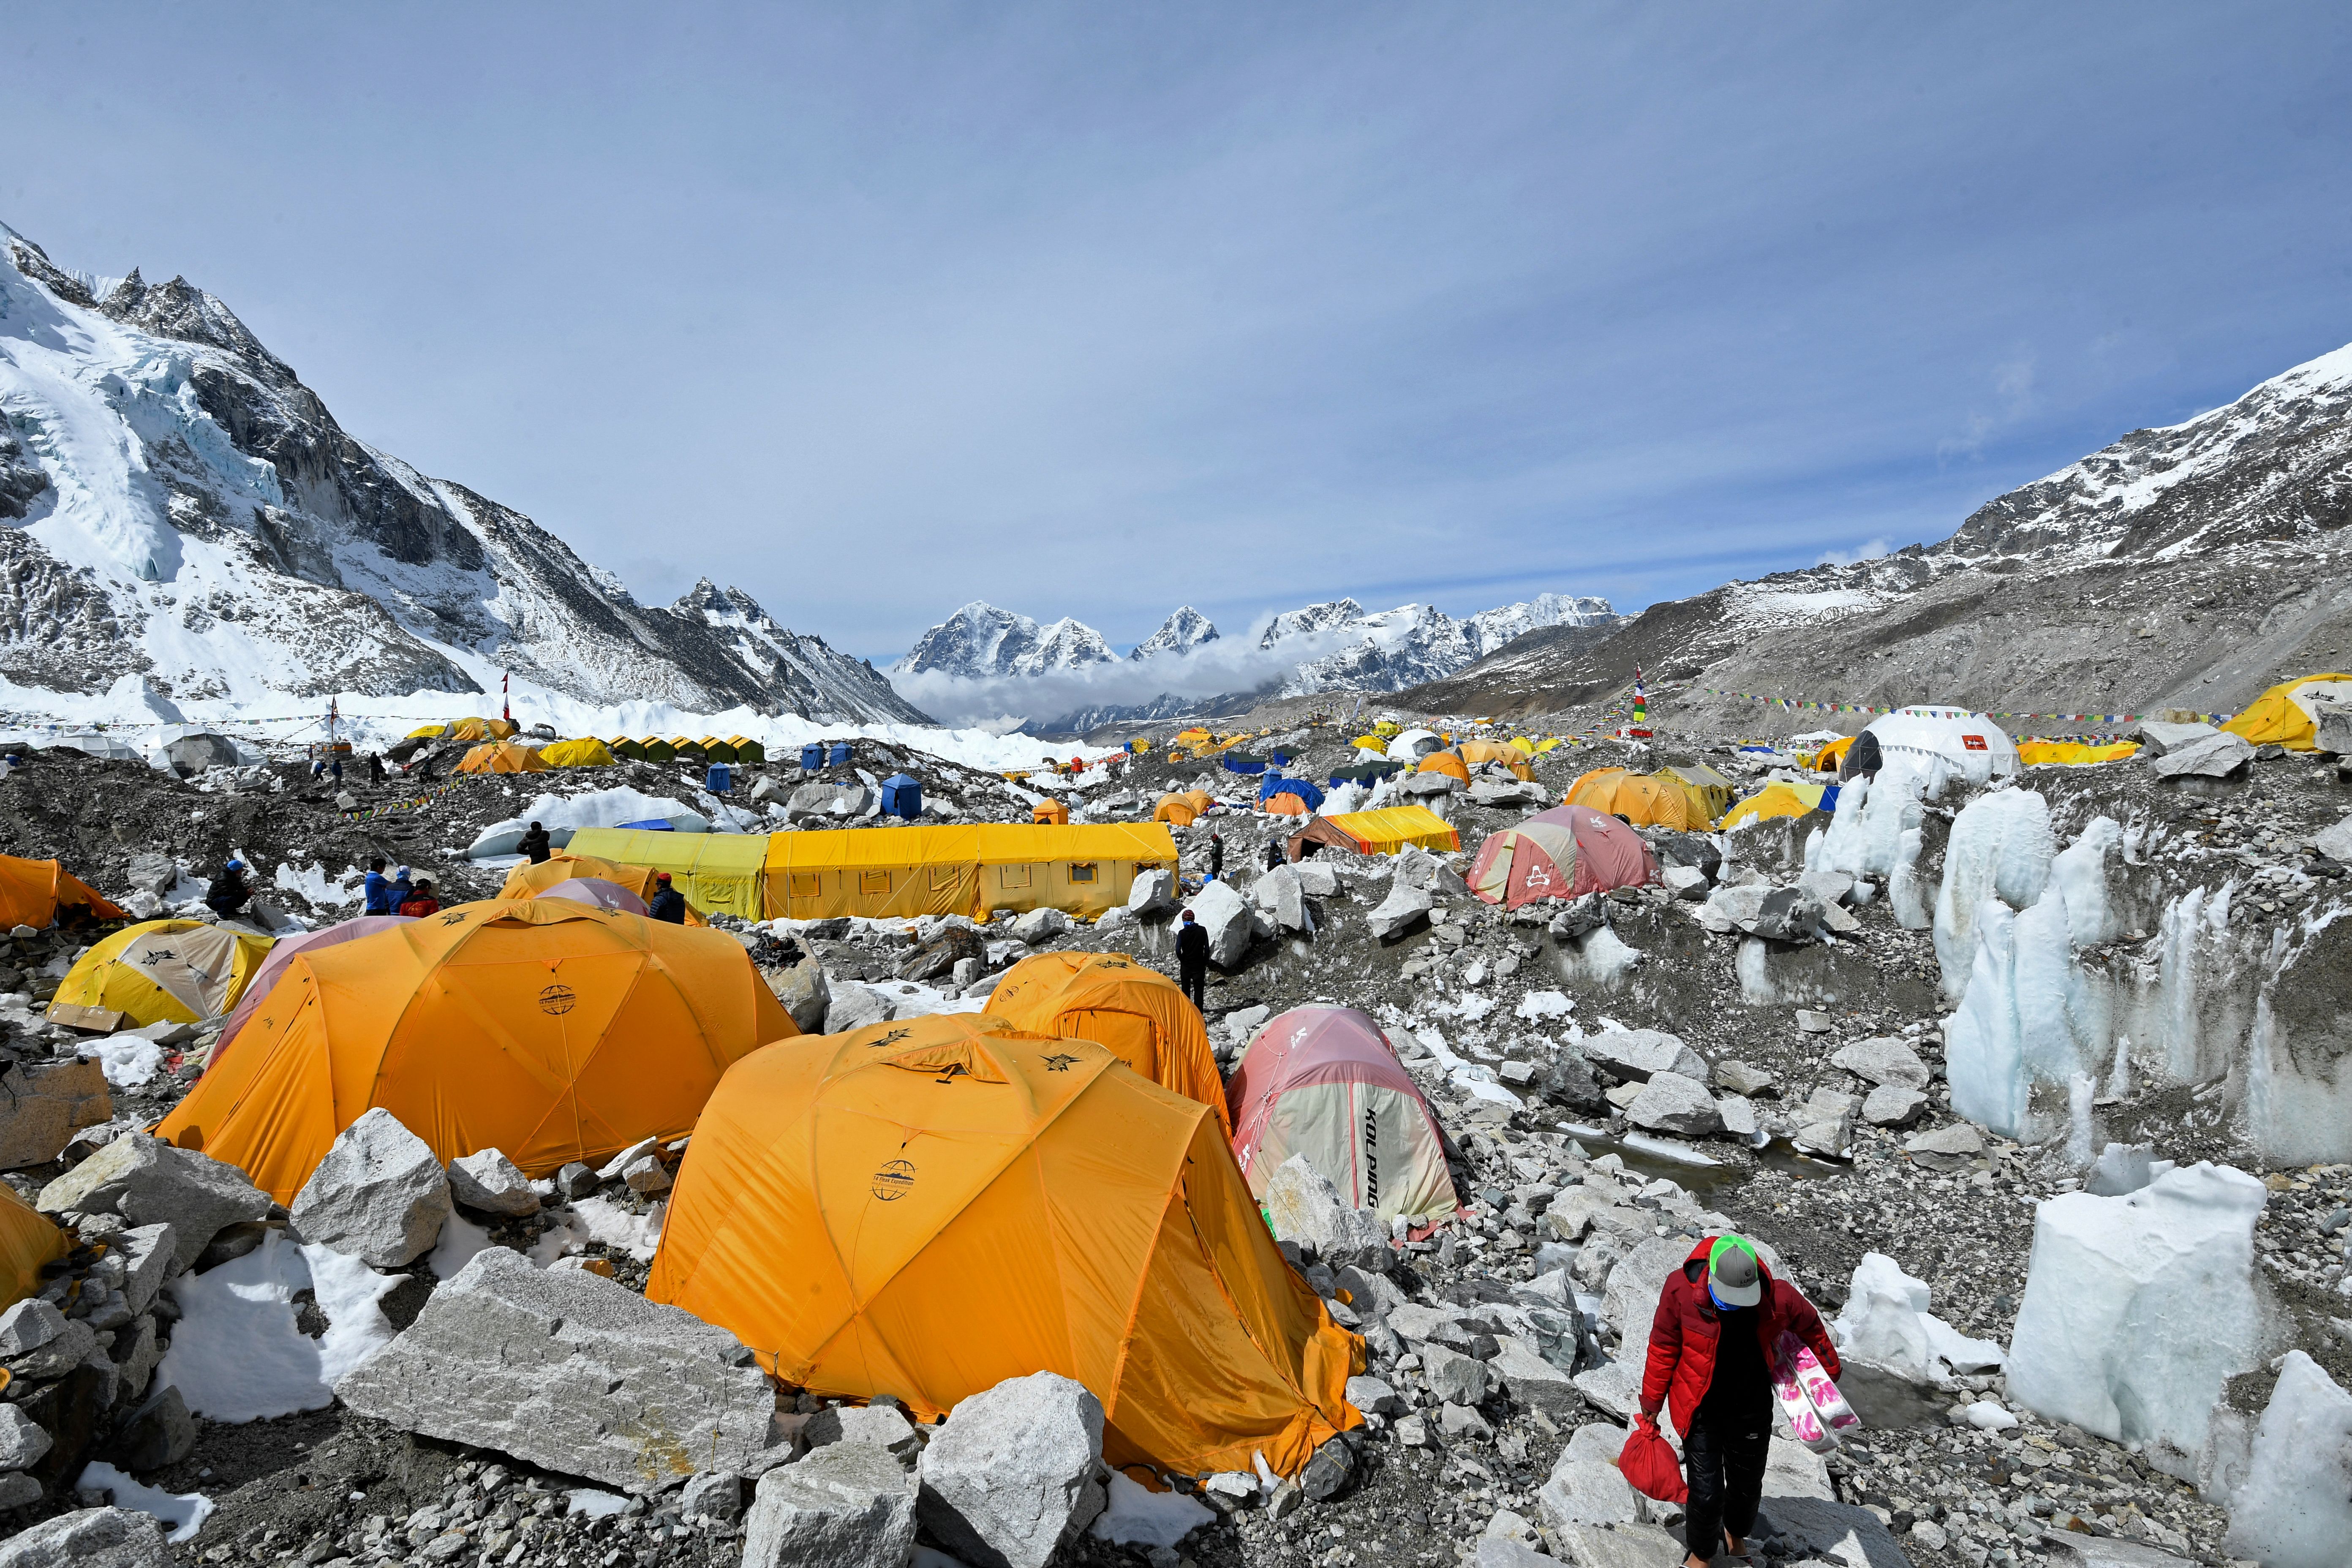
362;858;395;915
388;865;414;911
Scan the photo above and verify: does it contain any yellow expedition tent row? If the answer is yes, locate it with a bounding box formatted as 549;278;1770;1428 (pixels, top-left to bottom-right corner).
563;822;1180;924
604;735;769;764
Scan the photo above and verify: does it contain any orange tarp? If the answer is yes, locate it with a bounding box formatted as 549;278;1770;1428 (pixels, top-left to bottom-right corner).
158;899;793;1201
457;742;548;774
0;854;125;930
498;852;707;926
984;951;1230;1135
0;1182;64;1313
645;1014;1362;1476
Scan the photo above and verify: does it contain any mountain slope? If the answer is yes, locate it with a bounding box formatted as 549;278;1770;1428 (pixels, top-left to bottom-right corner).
1402;340;2352;722
891;601;1117;679
0;226;920;722
1131;605;1218;661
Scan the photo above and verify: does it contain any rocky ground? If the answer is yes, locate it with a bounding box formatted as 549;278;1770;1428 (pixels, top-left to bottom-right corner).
1;713;2347;1568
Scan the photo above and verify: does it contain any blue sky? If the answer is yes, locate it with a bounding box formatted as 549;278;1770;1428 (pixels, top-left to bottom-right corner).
8;4;2349;661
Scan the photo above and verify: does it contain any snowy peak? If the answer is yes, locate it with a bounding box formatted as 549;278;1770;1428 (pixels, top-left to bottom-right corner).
1465;592;1620;658
892;601;1116;678
1130;605;1219;661
1257;599;1366;648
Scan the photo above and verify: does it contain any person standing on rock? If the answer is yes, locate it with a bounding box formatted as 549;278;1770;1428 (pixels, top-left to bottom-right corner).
1175;909;1208;1011
366;751;387;784
1208;833;1225;882
1262;837;1284;875
1641;1236;1841;1568
518;821;553;864
647;872;687;924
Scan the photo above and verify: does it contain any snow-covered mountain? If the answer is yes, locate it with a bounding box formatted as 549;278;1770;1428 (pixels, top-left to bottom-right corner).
891;602;1118;679
1465;592;1619;657
1274;593;1622;695
1130;605;1218;661
1257;600;1366;647
0;225;923;723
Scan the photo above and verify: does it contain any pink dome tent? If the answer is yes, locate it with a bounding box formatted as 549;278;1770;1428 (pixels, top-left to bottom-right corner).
1225;1006;1457;1222
534;877;651;916
1466;803;1655;910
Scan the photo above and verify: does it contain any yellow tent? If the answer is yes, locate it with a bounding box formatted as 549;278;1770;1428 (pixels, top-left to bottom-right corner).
443;717;520;743
1659;762;1737;822
976;825;1177;920
539;738;616;768
1456;740;1517;765
1350;734;1386;751
0;1184;64;1314
566;829;772;922
760;826;984;923
1320;806;1460;855
1720;781;1828;830
984;952;1230;1134
1534;738;1565;754
1565;768;1713;830
1809;735;1857;773
457;742;548;775
1152;790;1214;826
1416;751;1471;784
406;723;448;740
1032;798;1070;826
2221;674;2352;751
498;853;707;926
51;920;273;1027
643;1015;1362;1477
2018;739;2142;767
0;854;125;931
157;899;795;1201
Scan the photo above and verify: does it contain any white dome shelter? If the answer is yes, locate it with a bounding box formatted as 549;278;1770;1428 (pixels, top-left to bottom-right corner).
1865;705;2018;787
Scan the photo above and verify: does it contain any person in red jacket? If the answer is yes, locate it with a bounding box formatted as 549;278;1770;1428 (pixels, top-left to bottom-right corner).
397;878;442;918
1641;1236;1840;1568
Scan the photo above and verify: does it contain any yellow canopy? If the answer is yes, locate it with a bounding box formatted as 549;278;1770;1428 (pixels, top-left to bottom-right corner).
1720;781;1828;829
406;724;448;740
51;920;274;1027
498;853;707;926
2018;739;2141;767
157;899;795;1201
1416;751;1471;784
984;952;1229;1134
457;742;548;775
1321;806;1460;855
1809;735;1857;773
2221;674;2351;751
644;1015;1362;1477
566;829;772;922
0;1184;63;1314
539;738;615;768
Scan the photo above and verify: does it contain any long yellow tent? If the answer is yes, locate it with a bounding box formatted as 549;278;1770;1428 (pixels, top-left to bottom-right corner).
1319;806;1460;855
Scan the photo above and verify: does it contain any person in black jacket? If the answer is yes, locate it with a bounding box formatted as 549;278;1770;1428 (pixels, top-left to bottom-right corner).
647;872;688;924
1207;833;1225;880
1175;909;1208;1011
517;821;553;864
1262;837;1285;874
366;751;387;784
206;859;252;919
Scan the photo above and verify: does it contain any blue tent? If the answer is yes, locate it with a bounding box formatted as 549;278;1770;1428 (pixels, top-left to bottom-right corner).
880;773;923;819
828;741;852;767
1258;775;1325;811
800;743;824;771
1267;747;1292;767
1221;751;1270;776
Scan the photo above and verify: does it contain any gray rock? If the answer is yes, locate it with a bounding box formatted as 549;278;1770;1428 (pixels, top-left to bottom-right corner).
124;853;180;899
1861;1084;1927;1127
111;1315;162;1405
1652;832;1720;881
1011;907;1068;945
1570;1349;1644;1421
1625;1071;1723;1136
1546;1522;1690;1568
36;1135;269;1271
101;1383;196;1472
2313;700;2352;758
1793;1008;1835;1034
1799;868;1857;907
1423;1345;1492;1405
446;1149;539;1217
2315;811;2352;865
1399;772;1459;800
1792;1089;1859;1157
334;1247;778;1494
1713;1059;1775;1096
555;1161;600;1200
1366;882;1434;942
2132;719;2218;758
772;961;832;1034
0;1297;98;1378
1904;1122;1984;1158
1438;1402;1493;1440
1549;893;1610;941
0;1403;52;1469
0;1058;112;1170
1263;1155;1388;1272
1489;1334;1578;1415
2150;731;2254;780
1528;1048;1606;1112
0;1473;36;1511
622;1155;672;1195
1292;860;1339;898
291;1108;452;1268
0;1506;172;1568
1301;1436;1357;1500
1474;1537;1553;1568
680;1471;746;1525
1469;780;1541;808
115;1224;177;1317
1188;878;1255;966
1252;866;1312;934
1601;1238;1695;1340
1345;1375;1405;1416
917;1372;1105;1568
1716;1094;1759;1140
2039;1533;2200;1567
743;1443;917;1568
1127;868;1178;919
822;982;893;1036
1582;1029;1708;1084
786;781;873;822
806;1403;923;1464
1830;1037;1932;1089
1537;1422;1645;1529
1661;865;1710;901
1748;886;1827;942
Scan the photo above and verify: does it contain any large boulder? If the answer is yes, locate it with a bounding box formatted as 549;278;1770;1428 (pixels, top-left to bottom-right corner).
2315;811;2352;865
290;1108;452;1268
1252;866;1312;934
1600;1238;1694;1340
2150;731;2254;781
1580;1029;1707;1084
335;1247;779;1494
1791;1089;1860;1157
1489;1334;1578;1415
742;1443;918;1568
1366;882;1433;942
1624;1071;1724;1136
0;1298;96;1379
1831;1037;1932;1089
1011;908;1068;946
1292;859;1339;898
2132;719;2217;758
1127;868;1178;919
0;1506;171;1568
0;1058;112;1170
1263;1154;1388;1272
446;1149;540;1218
1536;1423;1646;1529
115;1224;177;1317
1187;878;1254;967
37;1135;269;1271
917;1372;1105;1568
772;961;832;1034
786;781;872;821
823;982;893;1036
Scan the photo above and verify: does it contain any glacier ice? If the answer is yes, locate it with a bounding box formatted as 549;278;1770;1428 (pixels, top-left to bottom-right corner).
1932;788;2053;997
2222;1350;2352;1568
1830;1252;2005;1386
2007;1162;2270;1473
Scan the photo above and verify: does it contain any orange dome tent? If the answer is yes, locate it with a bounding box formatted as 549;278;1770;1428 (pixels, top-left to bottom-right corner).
1565;768;1712;831
1031;798;1070;825
1152;790;1214;826
645;1014;1361;1476
157;899;793;1201
2221;674;2352;751
1809;736;1858;773
498;852;707;926
457;742;548;775
985;951;1230;1134
0;854;125;930
1416;750;1471;784
0;1182;65;1313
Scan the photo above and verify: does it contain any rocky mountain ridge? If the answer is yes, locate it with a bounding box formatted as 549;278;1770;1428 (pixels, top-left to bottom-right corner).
0;225;924;724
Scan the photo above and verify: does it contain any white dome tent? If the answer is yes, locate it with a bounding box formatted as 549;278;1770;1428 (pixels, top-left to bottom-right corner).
1864;705;2018;787
1384;728;1444;762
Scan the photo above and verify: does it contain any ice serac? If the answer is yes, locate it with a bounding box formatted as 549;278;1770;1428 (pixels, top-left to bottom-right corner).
0;229;914;719
2223;1350;2352;1568
2007;1163;2270;1478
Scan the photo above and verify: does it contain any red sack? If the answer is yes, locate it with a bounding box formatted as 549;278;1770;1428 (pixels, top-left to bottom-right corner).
1616;1414;1688;1504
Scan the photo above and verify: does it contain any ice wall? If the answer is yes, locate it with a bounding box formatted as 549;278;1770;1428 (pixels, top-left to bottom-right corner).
2244;906;2352;1166
1932;788;2053;998
2007;1163;2271;1477
1819;761;1929;882
2223;1350;2352;1568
